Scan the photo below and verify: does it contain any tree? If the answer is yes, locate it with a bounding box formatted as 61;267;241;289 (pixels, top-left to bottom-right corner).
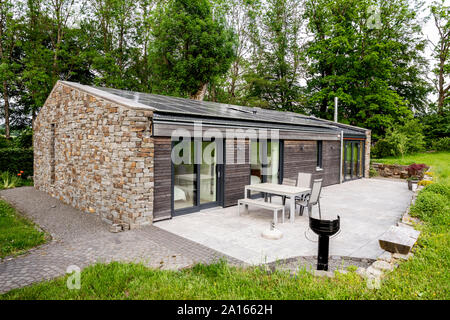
304;0;429;139
149;0;235;100
431;0;450;115
244;0;305;111
0;0;22;139
205;0;260;104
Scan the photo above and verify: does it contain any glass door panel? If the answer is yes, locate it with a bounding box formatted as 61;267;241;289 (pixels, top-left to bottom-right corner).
173;140;196;210
343;140;364;181
352;142;359;178
344;142;352;180
200;141;217;205
266;141;280;183
250;140;262;185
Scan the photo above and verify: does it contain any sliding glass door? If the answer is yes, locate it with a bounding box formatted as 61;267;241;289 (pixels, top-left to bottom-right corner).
343;140;364;181
250;140;281;186
172;139;223;215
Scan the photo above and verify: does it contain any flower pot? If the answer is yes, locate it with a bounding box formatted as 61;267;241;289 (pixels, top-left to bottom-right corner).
407;179;419;191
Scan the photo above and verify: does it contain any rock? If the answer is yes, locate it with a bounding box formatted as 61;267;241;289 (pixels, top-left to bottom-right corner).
109;224;122;233
377;251;393;263
400;171;408;179
261;228;283;240
379;226;421;254
356;267;367;277
393;252;413;260
313;270;335;278
372;260;394;272
366;266;384;277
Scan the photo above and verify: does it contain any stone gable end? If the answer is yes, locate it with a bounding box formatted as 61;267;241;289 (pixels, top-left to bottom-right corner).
33;82;154;227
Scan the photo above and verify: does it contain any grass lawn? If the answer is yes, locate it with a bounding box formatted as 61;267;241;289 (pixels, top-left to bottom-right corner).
0;199;47;259
1;152;449;300
373;151;450;184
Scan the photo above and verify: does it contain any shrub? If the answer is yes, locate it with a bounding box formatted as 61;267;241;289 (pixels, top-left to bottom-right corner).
410;191;448;221
431;137;450;151
0;135;13;149
14;129;33;149
371;139;394;158
418;180;433;187
0;148;34;178
369;167;378;177
421;183;450;200
372;119;426;158
406;163;428;178
0;171;22;189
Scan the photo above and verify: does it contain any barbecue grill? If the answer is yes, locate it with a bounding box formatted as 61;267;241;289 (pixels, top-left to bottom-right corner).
309;215;340;271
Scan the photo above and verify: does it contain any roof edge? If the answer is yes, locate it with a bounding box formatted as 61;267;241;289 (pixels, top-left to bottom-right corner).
59;81;155;111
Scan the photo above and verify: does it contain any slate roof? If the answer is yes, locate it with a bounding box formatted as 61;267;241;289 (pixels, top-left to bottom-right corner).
61;81;368;137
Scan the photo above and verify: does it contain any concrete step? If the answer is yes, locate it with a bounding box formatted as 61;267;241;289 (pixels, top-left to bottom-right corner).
378;226;420;254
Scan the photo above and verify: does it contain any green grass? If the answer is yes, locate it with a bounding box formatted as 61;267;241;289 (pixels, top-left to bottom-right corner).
1;151;449;300
373;151;450;185
0;199;47;259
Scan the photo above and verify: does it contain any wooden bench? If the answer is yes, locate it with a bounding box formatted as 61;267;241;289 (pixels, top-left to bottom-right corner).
238;198;285;224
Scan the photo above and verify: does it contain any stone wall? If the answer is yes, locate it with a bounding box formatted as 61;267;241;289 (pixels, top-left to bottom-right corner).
364;130;371;178
34;82;154;228
371;163;409;179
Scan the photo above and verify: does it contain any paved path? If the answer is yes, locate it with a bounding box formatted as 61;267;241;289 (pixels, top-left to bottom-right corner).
0;187;243;294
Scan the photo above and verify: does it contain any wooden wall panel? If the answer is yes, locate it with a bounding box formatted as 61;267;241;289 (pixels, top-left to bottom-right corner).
224;139;250;207
283;140;340;187
153;137;172;221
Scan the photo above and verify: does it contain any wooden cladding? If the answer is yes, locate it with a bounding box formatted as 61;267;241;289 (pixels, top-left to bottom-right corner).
152;137;342;219
153;137;172;221
283;140;340;187
224;139;250;207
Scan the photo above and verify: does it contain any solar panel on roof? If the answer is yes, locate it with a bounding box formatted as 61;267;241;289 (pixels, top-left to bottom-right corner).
92;85;365;135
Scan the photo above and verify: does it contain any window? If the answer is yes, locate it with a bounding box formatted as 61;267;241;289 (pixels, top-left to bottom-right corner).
316;140;323;169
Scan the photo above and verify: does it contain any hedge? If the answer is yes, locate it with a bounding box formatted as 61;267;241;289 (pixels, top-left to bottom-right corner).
0;148;34;178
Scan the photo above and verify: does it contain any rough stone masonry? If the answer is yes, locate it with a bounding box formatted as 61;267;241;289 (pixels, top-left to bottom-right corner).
33;82;154;228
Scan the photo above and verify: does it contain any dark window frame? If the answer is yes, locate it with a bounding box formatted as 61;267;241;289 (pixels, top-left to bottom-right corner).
316;140;323;169
171;137;224;216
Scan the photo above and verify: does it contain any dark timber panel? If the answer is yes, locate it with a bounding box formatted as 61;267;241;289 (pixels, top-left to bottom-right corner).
283;140;340;187
153;137;172;221
224;139;250;207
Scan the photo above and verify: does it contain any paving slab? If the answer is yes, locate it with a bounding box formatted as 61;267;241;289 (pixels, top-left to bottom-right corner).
156;178;413;264
0;187;243;294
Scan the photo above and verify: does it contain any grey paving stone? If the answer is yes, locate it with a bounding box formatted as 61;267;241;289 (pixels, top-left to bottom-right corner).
0;187;245;294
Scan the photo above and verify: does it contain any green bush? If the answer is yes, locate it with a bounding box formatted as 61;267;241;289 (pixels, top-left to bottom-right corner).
14;129;33;149
369;167;378;177
372;119;426;158
432;137;450;151
410;191;448;222
372;139;394;158
421;183;450;200
0;148;34;178
0;136;12;149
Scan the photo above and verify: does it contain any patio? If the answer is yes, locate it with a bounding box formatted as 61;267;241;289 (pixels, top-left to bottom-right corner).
155;178;413;265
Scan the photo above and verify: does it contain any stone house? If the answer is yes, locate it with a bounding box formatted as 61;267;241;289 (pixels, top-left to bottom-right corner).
34;81;371;228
